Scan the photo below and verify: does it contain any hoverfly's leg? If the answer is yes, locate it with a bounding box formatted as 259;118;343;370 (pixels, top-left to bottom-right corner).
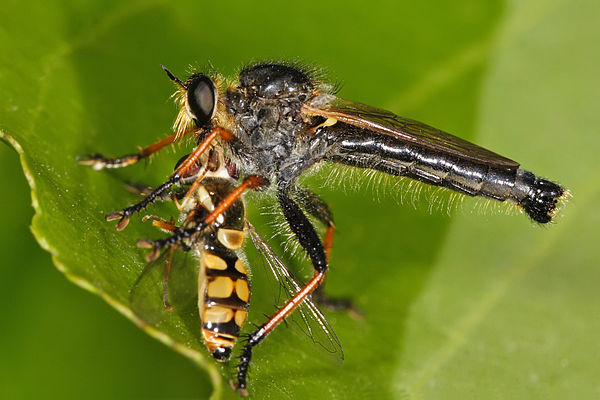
105;126;233;230
289;186;359;316
123;181;156;197
136;238;178;310
141;215;178;233
235;188;328;395
140;175;266;261
77;127;194;170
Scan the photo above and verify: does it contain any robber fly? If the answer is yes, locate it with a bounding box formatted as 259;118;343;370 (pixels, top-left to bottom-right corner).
79;62;568;394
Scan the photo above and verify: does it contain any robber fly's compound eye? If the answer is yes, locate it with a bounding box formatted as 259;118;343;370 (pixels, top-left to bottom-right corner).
186;74;217;126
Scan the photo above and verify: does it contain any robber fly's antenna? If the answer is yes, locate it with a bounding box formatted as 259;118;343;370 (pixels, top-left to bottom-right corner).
161;64;187;89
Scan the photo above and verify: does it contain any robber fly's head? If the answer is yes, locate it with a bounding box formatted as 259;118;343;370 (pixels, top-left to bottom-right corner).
162;65;218;137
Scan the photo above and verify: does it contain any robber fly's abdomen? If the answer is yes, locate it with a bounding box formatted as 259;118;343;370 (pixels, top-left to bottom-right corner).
325;124;565;223
184;178;250;361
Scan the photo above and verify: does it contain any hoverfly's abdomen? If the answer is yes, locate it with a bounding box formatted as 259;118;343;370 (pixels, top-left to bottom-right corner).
200;246;250;361
185;178;250;361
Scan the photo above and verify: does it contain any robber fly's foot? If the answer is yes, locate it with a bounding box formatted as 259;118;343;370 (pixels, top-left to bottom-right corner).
77;154;109;170
314;291;363;320
230;380;248;397
105;211;131;231
76;153;140;170
136;238;161;261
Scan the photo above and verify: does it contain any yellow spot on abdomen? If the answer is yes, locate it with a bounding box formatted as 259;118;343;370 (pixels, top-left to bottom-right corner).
203;305;234;324
235;279;250;302
234;310;248;327
207;276;234;298
234;259;247;274
202;253;228;270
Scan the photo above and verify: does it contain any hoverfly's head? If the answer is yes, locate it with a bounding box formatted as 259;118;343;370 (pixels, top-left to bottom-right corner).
162;65;218;138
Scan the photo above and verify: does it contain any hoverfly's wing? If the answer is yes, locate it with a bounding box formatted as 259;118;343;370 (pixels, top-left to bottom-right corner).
130;246;202;344
303;95;519;168
246;222;344;362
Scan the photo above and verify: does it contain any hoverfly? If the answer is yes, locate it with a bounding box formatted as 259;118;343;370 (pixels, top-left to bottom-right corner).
79;61;568;395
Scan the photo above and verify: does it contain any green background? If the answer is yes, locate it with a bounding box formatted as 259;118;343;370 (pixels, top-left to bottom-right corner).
1;0;598;398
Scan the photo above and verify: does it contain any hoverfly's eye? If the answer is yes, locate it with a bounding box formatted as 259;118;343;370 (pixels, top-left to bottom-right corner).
187;75;217;126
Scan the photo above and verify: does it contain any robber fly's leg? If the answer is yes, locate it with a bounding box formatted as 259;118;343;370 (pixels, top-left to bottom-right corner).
289;186;359;316
77;128;194;170
234;187;328;395
139;175;266;262
106;176;180;230
289;186;335;259
105;126;232;230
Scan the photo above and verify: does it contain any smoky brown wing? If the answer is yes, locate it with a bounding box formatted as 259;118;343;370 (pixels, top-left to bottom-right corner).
303;95;519;168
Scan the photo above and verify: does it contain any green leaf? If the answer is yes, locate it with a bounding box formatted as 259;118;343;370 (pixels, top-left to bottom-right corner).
1;0;596;399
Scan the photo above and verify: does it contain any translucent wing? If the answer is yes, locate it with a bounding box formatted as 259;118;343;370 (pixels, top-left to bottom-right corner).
130;246;202;345
246;222;344;361
303;94;519;168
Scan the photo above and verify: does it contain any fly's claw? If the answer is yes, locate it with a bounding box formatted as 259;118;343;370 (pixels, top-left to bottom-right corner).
105;211;131;230
76;153;140;170
230;380;248;397
136;238;160;261
76;154;109;170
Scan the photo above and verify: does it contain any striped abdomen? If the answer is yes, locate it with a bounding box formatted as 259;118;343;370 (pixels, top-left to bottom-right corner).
326;123;566;223
182;178;250;361
199;239;250;361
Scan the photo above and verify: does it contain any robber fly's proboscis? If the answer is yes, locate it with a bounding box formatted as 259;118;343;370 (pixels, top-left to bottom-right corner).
79;61;568;395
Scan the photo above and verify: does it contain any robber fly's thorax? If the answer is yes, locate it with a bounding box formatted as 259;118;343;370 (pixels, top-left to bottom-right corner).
222;64;330;183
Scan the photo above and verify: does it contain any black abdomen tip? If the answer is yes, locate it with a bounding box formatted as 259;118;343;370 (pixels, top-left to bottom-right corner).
518;174;566;223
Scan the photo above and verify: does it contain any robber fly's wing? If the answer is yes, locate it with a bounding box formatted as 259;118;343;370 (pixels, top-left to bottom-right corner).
303;94;519;168
246;222;344;361
130;246;200;338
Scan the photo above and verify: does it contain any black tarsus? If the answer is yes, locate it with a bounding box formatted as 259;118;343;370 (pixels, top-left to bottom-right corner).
107;175;181;226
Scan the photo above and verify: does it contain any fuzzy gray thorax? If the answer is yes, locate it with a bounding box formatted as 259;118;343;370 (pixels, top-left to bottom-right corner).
225;88;331;187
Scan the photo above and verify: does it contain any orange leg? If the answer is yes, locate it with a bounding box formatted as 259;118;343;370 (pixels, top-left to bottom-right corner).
105;126;233;230
141;175;265;261
177;166;209;210
236;271;325;396
171;127;231;179
233;188;333;394
323;224;335;262
78;127;195;170
141;215;178;233
315;221;361;318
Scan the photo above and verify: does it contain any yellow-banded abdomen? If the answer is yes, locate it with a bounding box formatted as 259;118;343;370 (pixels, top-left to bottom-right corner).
181;177;250;361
